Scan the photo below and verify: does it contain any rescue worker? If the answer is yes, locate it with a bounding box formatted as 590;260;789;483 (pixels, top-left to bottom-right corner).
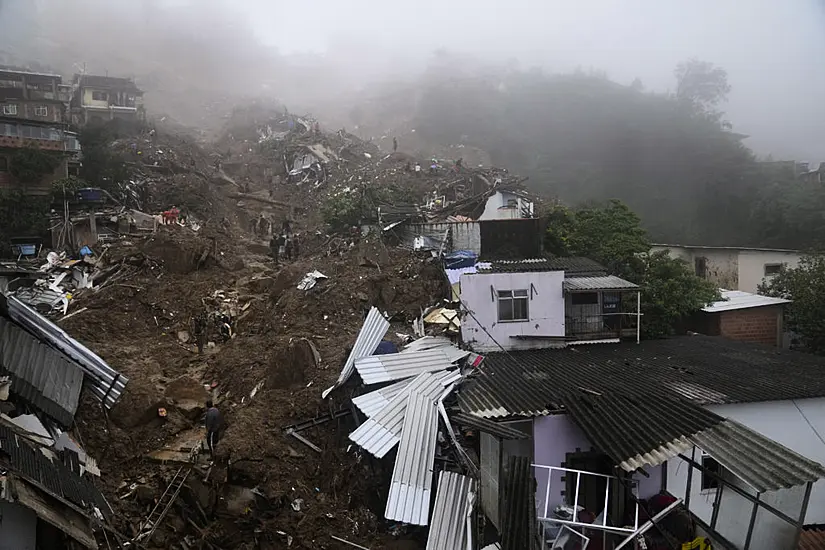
284;237;294;261
205;400;223;457
193;313;208;354
392;137;398;153
270;234;280;264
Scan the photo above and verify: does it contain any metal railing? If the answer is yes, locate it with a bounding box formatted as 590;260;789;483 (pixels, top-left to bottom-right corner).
565;312;639;340
533;464;640;534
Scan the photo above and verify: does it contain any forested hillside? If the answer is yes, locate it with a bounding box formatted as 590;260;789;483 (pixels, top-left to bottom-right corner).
378;58;821;249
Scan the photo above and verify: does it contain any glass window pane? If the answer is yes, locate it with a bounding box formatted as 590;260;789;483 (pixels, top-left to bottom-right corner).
497;290;512;298
514;289;528;297
498;298;513;321
514;297;529;320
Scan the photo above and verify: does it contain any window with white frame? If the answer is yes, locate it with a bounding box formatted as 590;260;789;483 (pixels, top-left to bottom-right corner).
2;104;18;116
700;452;721;491
34;105;48;117
497;289;529;322
92;91;108;101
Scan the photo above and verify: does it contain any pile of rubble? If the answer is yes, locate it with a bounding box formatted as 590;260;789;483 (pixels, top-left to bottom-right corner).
0;104;534;549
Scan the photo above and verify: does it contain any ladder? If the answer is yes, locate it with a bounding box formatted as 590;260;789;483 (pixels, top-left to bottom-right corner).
136;466;191;543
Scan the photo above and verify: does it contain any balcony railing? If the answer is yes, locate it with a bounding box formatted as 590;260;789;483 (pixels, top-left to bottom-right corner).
566;311;639;341
533;464;640;534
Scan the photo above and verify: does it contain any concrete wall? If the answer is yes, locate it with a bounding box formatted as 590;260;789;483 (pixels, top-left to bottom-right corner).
479;191;534;220
533;414;662;519
666;449;805;549
738;250;801;293
651;246;802;293
82;87;110;108
718;305;783;346
0;501;37;550
0;151;68;194
409;221;480;254
460;270;565;352
708;398;825;524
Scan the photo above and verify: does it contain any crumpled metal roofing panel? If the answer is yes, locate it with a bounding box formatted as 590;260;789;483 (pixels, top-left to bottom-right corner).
322;307;390;398
0;317;82;426
349;371;459;457
451;413;529;440
352;370;459;418
5;295;128;409
426;471;475;550
354;349;457;385
385;390;439;526
562;275;639;291
0;424;111;515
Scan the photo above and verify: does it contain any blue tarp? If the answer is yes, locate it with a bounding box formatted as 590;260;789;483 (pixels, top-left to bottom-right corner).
444;250;478;269
374;340;399;355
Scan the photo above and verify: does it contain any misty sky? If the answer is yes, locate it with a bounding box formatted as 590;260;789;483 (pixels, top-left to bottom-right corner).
242;0;825;160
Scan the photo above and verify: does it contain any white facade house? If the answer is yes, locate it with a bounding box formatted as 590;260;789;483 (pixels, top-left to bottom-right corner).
458;337;825;550
651;244;801;293
478;189;535;220
459;259;640;351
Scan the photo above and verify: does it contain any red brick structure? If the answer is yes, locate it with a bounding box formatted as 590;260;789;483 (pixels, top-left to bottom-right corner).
687;290;789;347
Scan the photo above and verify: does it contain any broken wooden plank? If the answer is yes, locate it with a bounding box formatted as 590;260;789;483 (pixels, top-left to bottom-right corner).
286;429;321;453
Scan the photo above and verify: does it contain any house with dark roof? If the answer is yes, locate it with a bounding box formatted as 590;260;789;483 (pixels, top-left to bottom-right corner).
71;74;144;126
0;421;111;548
457;336;825;549
457;257;641;350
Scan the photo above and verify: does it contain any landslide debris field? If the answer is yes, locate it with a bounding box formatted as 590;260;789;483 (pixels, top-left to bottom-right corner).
42;108;528;549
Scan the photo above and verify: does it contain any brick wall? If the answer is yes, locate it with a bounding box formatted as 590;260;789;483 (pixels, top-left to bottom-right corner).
718;306;783;346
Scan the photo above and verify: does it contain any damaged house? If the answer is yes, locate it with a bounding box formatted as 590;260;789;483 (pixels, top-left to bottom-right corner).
0;68;79;195
0;293;127;548
71;74;144;126
449;255;825;549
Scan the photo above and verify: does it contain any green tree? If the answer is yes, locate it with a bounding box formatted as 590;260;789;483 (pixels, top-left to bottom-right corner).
544;200;720;338
674;59;731;116
760;256;825;354
636;251;721;338
545;199;649;278
9;147;61;183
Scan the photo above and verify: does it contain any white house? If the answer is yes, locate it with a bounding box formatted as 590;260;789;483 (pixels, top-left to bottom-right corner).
457;336;825;550
478;189;535;220
458;258;640;351
651;244;801;294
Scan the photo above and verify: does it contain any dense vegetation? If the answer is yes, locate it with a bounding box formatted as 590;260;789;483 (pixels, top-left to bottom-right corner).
411;58;819;249
543;200;720;338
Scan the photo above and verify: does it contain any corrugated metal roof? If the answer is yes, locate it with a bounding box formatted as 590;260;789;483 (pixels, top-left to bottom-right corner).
403;336;455;353
354;349;458;385
500;455;535;550
385;390;439;525
0;317;83;427
458;336;825;418
0;424;111;514
566;392;825;491
451;413;529;440
322;307;390;398
476;257;606;275
352;370;458;418
4;295;128;410
563;275;639;291
702;290;790;313
349;371;459;457
692;419;825;492
426;471;476;550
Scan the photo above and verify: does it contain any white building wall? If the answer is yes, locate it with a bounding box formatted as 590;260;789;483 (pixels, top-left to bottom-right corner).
666;449;805;550
737;250;801;293
708;398;825;523
0;501;37;550
479;191;534;221
460;270;565;352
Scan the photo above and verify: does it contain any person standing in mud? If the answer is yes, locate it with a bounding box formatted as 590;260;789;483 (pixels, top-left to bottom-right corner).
270;234;280;264
193;313;208;354
393;136;398;153
205;400;223;457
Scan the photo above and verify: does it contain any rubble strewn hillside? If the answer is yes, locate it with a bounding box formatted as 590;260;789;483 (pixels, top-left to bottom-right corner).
3;108;530;549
